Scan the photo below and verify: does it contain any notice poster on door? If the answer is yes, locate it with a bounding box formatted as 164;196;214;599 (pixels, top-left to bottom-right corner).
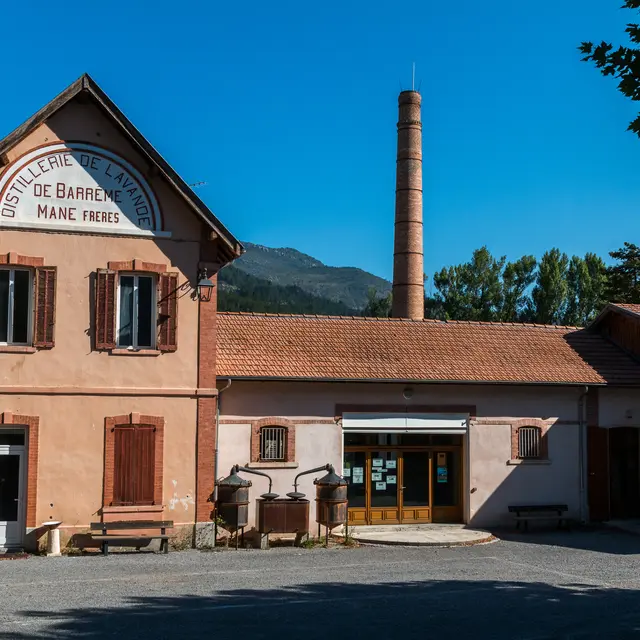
343;468;351;477
437;466;448;483
372;459;384;467
376;482;387;490
353;468;364;484
387;475;397;484
371;472;382;481
386;460;397;469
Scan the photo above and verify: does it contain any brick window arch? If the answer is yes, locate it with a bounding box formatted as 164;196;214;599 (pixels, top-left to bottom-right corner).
511;419;550;461
251;418;296;463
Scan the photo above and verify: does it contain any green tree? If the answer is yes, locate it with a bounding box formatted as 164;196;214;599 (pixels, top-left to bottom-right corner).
363;287;392;317
579;1;640;137
563;253;608;326
607;242;640;303
500;255;537;322
430;247;505;321
530;249;569;324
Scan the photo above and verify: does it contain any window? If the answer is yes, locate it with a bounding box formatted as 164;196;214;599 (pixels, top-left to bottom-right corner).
518;427;542;459
112;425;156;506
117;274;155;349
260;427;287;461
0;269;32;345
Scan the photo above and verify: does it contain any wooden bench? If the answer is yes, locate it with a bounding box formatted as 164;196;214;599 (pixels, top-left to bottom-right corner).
90;520;173;555
508;505;569;532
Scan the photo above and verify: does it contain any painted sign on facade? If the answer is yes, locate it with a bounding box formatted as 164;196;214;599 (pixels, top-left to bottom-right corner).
0;143;163;235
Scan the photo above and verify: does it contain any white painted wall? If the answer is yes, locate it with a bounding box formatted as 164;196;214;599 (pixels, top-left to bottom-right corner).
469;423;581;526
599;388;640;428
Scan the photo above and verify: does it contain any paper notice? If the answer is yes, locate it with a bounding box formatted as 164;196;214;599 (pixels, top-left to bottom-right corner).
371;472;382;481
386;460;397;469
376;482;387;490
372;459;384;467
343;468;351;477
387;475;397;484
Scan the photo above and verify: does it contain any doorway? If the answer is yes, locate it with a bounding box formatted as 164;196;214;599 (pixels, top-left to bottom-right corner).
610;427;640;519
0;431;26;549
344;433;463;525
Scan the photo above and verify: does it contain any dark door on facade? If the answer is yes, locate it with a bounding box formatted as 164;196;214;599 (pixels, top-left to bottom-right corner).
609;427;640;519
588;426;610;521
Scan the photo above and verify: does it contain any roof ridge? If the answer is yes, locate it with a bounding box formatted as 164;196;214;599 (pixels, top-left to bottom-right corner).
217;311;582;330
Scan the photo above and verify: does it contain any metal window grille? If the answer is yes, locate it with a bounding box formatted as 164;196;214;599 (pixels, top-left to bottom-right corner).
518;427;541;459
260;427;286;461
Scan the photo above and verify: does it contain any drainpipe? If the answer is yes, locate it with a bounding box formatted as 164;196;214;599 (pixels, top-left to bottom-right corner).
578;385;589;524
213;378;232;504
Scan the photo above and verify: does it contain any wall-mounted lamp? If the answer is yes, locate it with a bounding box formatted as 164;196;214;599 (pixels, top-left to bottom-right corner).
197;267;215;302
403;387;414;400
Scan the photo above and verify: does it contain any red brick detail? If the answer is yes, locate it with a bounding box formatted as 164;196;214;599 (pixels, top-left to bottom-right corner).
250;418;296;462
196;272;218;522
1;412;39;528
335;404;477;420
0;252;44;267
509;418;550;460
586;388;599;428
107;260;167;273
103;414;164;509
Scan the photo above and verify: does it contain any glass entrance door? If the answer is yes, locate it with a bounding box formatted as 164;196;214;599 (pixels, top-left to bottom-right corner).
0;446;25;548
401;451;431;522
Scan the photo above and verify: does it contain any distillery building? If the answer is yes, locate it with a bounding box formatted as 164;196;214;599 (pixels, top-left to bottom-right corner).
1;77;640;552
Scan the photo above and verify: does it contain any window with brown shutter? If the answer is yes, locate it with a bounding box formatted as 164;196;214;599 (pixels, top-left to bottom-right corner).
95;269;117;350
34;267;57;348
157;272;178;351
112;424;157;506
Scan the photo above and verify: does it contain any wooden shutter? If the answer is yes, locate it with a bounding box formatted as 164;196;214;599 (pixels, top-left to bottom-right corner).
113;426;135;506
135;426;156;505
95;269;117;350
33;267;57;348
157;272;178;352
113;425;156;506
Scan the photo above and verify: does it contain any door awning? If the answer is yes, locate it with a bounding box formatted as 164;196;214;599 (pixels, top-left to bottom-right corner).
342;413;468;434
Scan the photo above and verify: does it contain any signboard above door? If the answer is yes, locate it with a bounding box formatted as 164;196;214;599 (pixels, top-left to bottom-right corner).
0;142;167;237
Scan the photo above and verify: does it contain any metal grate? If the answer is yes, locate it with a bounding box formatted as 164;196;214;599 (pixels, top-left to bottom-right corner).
260;427;286;461
518;427;541;459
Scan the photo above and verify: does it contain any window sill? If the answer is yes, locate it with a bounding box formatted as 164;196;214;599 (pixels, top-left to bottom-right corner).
246;461;299;469
101;505;164;514
507;459;551;466
111;348;161;357
0;345;37;354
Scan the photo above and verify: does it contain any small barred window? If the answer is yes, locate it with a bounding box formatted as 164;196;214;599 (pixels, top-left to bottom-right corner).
260;427;286;461
518;427;542;459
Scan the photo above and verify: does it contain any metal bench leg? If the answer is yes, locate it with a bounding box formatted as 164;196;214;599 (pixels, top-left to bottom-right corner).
102;542;108;556
524;520;529;532
163;539;169;554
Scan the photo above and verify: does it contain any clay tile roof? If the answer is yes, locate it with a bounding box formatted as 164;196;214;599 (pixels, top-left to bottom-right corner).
612;303;640;317
216;313;640;386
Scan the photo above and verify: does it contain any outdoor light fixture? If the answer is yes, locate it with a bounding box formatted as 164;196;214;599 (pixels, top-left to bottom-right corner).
403;387;414;400
196;268;215;302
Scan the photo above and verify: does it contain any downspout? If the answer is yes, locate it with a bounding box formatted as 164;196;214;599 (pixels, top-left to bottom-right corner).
578;385;589;524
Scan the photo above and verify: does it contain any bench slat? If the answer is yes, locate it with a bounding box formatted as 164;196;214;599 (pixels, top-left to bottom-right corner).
92;535;169;541
508;505;567;513
90;520;173;531
513;515;564;521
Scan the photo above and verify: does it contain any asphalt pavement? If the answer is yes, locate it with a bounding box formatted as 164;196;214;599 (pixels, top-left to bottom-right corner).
1;529;640;639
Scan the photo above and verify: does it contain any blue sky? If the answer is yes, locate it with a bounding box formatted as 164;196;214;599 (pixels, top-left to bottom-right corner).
1;1;638;283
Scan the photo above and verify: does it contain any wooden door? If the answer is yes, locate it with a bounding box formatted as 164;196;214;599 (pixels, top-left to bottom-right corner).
587;426;610;521
609;427;640;519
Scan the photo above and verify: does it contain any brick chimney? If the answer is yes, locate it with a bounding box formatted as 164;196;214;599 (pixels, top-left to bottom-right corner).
392;90;424;320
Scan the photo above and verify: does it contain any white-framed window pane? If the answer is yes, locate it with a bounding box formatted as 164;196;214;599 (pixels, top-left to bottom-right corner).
137;276;153;348
118;275;135;347
0;271;9;343
260;427;286;461
518;427;541;459
12;270;30;344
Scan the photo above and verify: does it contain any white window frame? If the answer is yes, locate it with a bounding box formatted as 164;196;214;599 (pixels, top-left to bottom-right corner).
116;273;156;350
260;427;287;461
0;268;33;346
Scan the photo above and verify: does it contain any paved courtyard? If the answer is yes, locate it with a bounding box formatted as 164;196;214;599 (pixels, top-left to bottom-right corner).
1;529;640;639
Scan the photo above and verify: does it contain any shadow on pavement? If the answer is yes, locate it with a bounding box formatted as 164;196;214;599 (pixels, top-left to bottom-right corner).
4;577;640;639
